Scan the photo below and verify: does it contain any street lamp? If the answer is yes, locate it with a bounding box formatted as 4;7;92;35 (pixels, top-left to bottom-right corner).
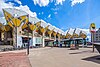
22;20;36;55
27;22;30;55
24;28;29;55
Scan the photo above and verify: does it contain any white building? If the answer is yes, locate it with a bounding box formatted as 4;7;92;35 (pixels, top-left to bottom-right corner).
93;28;100;42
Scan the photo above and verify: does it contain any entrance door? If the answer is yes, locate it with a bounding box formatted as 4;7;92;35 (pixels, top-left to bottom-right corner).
22;37;31;48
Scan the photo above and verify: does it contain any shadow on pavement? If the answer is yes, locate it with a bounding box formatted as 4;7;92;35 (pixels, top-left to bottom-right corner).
69;50;93;54
82;55;100;64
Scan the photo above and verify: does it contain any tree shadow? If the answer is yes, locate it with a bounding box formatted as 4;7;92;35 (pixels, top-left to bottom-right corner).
82;55;100;64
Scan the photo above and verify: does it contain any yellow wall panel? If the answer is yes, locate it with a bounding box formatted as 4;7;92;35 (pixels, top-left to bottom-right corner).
48;31;52;34
5;25;11;31
8;22;13;28
36;22;40;27
12;18;21;27
20;16;26;21
66;34;71;38
57;33;60;37
4;11;12;19
12;18;16;26
29;24;36;31
16;19;21;27
36;28;39;32
5;15;9;21
80;34;87;38
53;32;56;36
22;24;28;29
0;23;3;26
40;28;45;33
25;18;29;24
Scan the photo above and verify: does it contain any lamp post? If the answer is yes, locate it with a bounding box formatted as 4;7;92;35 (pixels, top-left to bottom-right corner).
90;23;96;52
23;21;36;55
27;23;30;55
24;22;30;55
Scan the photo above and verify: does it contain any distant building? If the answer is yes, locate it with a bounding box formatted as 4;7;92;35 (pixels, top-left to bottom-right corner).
94;28;100;42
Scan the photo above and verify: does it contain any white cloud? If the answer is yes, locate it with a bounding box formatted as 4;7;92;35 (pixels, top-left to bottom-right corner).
55;0;65;5
42;12;44;14
48;14;51;18
38;12;44;15
54;12;57;14
51;7;59;11
0;0;37;17
71;0;85;6
17;5;37;17
33;0;65;7
38;13;41;15
0;0;14;17
33;0;50;7
14;0;22;5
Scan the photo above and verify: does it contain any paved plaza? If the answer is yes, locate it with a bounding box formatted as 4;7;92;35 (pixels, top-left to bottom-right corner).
0;47;100;67
29;47;100;67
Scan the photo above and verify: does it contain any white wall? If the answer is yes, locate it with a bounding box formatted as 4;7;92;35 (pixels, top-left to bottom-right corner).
32;37;42;46
17;36;22;48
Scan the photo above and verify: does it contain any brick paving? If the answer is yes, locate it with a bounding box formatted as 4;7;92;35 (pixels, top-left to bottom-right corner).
0;52;31;67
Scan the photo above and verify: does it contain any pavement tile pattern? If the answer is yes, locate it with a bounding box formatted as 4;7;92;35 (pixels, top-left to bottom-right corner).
0;52;31;67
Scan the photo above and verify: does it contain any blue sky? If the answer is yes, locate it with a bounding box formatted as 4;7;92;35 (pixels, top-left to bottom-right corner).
19;0;100;31
0;0;100;40
0;0;100;30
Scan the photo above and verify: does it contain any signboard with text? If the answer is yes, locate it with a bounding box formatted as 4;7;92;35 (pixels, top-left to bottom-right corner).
90;23;96;33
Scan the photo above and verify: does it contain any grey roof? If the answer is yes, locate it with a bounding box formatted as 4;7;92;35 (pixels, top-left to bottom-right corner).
74;28;81;35
81;30;87;35
62;31;66;35
29;16;40;24
65;30;68;34
0;17;6;25
58;29;62;34
3;8;28;18
48;23;55;30
54;27;59;33
40;20;48;28
68;28;74;35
